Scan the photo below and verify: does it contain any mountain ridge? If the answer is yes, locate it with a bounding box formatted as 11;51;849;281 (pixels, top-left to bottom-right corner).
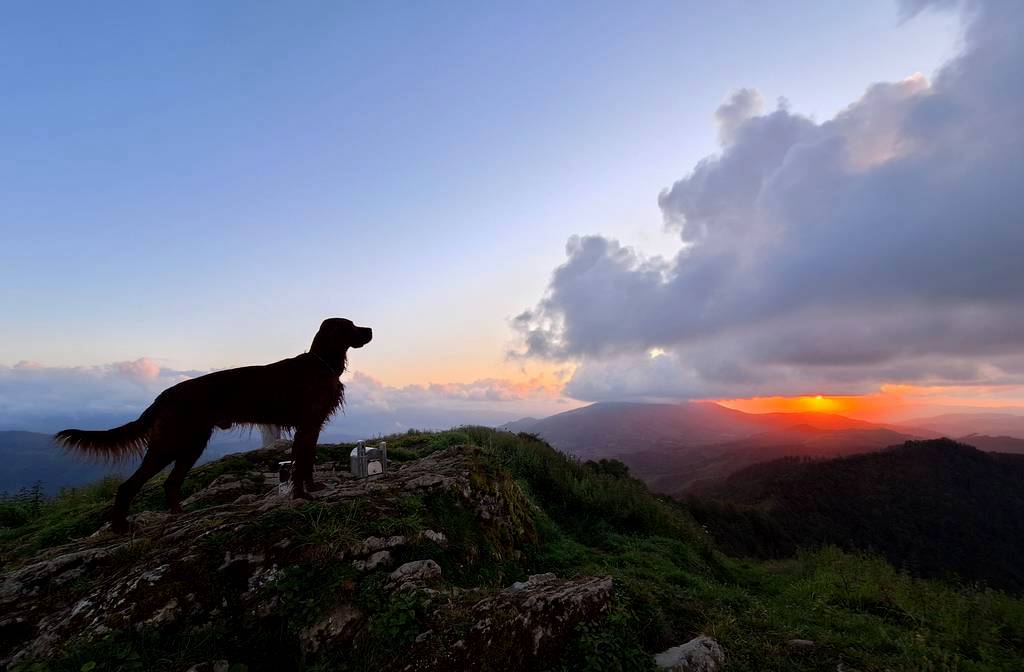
503;402;930;495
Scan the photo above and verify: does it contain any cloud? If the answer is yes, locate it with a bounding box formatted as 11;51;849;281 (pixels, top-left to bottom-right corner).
0;359;192;426
0;360;566;432
714;88;764;146
516;0;1024;401
344;371;563;413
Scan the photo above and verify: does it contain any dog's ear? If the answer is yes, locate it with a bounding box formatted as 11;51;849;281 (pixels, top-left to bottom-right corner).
318;318;348;336
316;318;360;345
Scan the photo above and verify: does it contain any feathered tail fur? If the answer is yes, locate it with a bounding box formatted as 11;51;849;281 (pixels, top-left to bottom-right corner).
55;404;157;462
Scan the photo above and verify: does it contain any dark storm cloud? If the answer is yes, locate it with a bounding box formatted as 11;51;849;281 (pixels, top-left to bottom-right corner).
516;0;1024;400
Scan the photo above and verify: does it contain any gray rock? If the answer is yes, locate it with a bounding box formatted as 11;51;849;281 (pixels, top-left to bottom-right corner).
182;660;230;672
788;638;815;648
402;574;612;670
299;604;364;654
389;559;442;588
403;474;452;490
508;572;557;592
353;535;406;556
421;529;447;545
654;635;725;672
181;475;254;508
142;597;180;627
352;550;393;571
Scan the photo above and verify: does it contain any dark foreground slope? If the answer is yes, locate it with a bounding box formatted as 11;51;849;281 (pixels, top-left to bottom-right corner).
691;439;1024;591
2;430;1023;671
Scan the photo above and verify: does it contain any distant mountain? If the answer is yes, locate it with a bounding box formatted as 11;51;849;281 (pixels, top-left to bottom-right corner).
955;433;1024;454
902;412;1024;439
0;430;264;495
516;402;769;459
690;439;1024;591
0;431;131;495
498;417;541;433
655;425;918;495
512;402;924;494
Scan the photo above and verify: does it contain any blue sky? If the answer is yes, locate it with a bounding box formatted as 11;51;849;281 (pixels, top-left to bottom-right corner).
5;1;994;430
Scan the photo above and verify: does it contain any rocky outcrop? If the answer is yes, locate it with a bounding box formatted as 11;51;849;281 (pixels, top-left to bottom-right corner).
0;445;542;670
404;573;613;671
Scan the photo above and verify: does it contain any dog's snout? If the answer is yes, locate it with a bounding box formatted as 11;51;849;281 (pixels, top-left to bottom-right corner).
353;326;372;347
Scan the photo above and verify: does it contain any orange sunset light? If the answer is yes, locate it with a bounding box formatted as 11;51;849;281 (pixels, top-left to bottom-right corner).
715;384;1024;423
718;395;856;416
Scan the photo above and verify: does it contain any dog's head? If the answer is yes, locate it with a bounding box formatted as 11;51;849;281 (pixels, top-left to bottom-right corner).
318;318;373;350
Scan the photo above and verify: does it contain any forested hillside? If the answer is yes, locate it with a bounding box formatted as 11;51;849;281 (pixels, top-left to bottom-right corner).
688;439;1024;591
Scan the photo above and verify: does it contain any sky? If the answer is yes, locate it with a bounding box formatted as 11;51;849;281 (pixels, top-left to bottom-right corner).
3;0;1021;433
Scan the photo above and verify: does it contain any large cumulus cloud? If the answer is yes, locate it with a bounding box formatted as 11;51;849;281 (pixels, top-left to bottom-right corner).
515;0;1024;401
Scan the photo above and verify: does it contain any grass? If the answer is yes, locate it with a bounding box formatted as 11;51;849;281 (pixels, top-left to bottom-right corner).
0;477;119;566
446;427;1024;671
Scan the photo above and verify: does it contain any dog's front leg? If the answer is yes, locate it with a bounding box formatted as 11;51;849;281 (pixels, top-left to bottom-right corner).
290;427;318;499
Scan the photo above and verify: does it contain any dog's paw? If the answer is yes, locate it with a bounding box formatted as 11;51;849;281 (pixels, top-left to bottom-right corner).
103;506;131;534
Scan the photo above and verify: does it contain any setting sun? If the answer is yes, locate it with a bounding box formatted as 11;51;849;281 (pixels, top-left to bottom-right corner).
718;394;855;416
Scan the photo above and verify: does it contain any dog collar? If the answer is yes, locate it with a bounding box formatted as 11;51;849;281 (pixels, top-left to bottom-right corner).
308;352;342;376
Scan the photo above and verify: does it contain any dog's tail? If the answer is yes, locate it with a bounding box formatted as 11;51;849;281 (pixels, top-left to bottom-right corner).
55;403;158;462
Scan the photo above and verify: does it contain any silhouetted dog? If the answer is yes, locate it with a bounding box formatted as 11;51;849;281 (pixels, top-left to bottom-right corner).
56;318;372;533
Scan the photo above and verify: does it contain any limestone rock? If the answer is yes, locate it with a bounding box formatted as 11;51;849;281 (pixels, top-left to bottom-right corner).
299;604;364;655
389;560;442;588
403;574;612;670
353;550;393;571
654;635;725;672
181;475;258;508
509;572;556;592
183;661;230;672
420;529;447;545
353;535;406;556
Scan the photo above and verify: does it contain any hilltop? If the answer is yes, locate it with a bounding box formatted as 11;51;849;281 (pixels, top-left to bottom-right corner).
2;430;1023;671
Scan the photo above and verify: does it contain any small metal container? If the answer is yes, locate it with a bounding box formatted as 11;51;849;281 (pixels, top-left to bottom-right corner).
350;440;388;478
278;460;293;494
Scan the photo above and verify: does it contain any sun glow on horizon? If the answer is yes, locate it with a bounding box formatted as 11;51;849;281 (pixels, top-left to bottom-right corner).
714;384;1024;423
719;394;853;416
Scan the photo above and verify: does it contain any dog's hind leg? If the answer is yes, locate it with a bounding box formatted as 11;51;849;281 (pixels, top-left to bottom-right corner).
164;428;212;514
110;449;174;533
